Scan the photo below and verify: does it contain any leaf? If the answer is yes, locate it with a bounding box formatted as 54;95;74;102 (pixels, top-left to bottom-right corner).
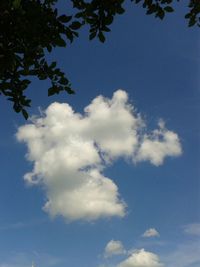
185;13;191;19
65;29;74;42
29;70;37;75
65;87;75;94
86;18;96;24
75;12;84;18
89;31;96;40
117;7;125;14
22;79;31;88
104;16;113;25
98;31;105;43
48;86;56;96
56;37;66;47
164;6;174;12
69;21;82;30
58;15;72;23
188;17;196;27
22;109;29;120
147;9;155;15
60;77;69;85
146;4;157;15
50;61;57;69
24;99;31;107
13;103;21;113
13;0;21;9
38;73;47;80
72;31;79;37
102;26;111;32
47;44;52;52
157;9;165;20
19;70;29;76
1;83;11;90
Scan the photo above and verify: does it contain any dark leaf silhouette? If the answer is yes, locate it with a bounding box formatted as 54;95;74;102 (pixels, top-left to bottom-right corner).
0;0;199;119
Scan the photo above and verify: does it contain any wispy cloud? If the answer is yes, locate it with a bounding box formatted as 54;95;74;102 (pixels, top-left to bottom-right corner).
17;90;182;222
0;251;63;267
183;223;200;236
163;240;200;267
0;218;46;231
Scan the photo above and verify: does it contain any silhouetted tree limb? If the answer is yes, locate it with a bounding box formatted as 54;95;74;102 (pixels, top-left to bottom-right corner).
0;0;199;118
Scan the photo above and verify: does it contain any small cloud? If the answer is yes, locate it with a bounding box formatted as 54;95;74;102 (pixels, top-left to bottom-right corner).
117;249;164;267
0;219;46;231
142;228;160;238
104;240;126;258
183;223;200;236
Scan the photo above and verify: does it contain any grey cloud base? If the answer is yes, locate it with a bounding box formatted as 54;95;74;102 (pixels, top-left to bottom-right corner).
16;90;182;221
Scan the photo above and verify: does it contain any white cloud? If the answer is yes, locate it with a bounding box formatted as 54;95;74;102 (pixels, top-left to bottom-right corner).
117;249;164;267
142;228;160;238
136;120;182;166
183;223;200;236
84;90;140;159
104;240;126;258
17;90;182;221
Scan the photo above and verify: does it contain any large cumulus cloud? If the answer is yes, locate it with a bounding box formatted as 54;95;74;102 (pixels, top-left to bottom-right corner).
16;90;182;221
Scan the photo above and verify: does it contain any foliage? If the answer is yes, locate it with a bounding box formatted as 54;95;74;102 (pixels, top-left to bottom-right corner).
0;0;199;119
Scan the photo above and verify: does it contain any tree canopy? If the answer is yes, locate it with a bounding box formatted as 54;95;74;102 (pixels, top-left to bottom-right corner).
0;0;199;119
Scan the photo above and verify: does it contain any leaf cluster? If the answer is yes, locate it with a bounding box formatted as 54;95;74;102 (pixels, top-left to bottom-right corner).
185;0;200;27
132;0;200;25
72;0;126;42
132;0;176;20
0;0;76;118
0;0;199;119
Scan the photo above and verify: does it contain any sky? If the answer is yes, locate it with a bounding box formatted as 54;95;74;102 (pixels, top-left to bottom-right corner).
0;1;200;267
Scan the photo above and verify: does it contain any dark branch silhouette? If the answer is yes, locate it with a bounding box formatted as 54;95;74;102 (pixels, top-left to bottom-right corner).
0;0;199;118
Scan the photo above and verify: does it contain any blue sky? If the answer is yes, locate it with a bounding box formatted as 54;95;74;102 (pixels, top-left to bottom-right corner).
0;1;199;267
